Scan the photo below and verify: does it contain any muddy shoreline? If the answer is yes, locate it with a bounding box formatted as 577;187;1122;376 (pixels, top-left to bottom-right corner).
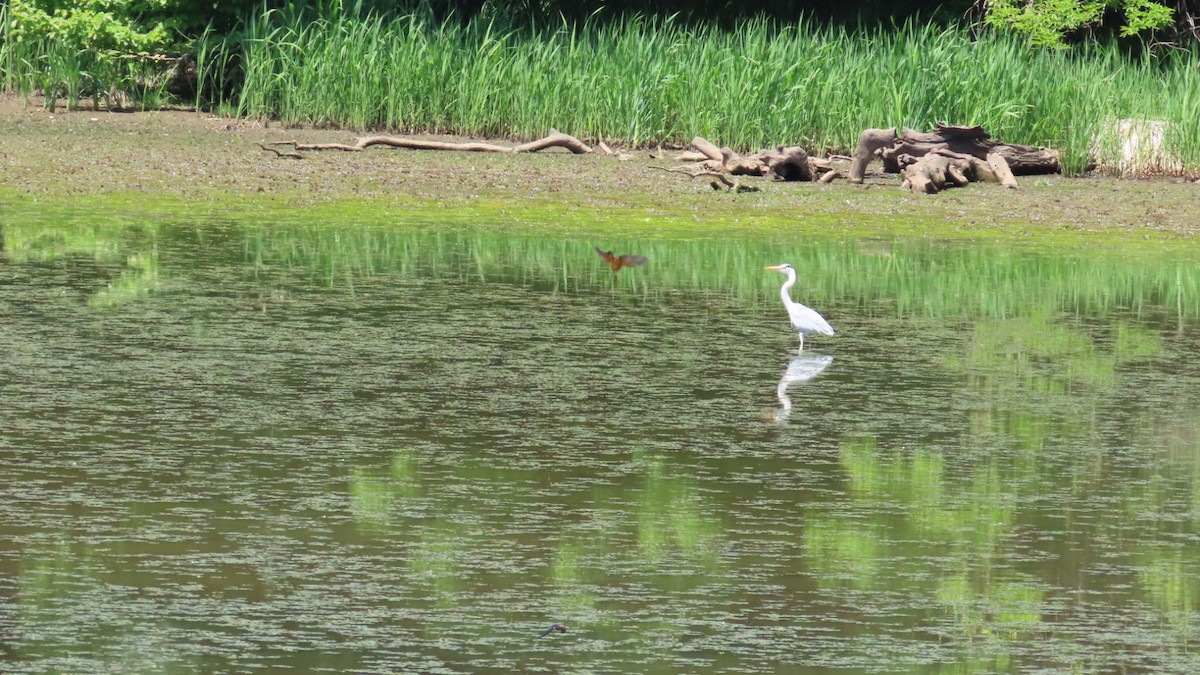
2;96;1197;241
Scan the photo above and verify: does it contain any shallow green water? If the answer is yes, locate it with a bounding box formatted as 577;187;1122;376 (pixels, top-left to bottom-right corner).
2;212;1200;673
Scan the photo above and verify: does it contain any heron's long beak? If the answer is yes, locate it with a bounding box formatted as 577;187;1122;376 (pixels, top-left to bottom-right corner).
765;265;784;271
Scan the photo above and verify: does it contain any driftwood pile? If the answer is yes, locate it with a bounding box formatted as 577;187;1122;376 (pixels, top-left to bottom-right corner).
849;124;1060;193
652;127;1061;193
673;136;840;182
649;136;841;192
257;124;1062;195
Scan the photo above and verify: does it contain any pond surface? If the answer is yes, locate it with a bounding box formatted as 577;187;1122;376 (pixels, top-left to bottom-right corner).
2;211;1200;673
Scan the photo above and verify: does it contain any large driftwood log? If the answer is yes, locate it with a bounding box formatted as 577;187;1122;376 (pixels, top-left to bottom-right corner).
849;124;1059;184
849;128;900;184
270;129;592;156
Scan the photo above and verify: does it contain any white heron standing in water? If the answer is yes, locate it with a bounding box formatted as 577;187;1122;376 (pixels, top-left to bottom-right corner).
765;264;834;352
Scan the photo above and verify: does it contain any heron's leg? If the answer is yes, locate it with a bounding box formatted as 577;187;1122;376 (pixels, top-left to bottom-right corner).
797;333;805;353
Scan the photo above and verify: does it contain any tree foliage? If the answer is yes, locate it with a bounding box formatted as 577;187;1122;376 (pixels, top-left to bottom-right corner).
6;0;172;53
983;0;1175;47
3;1;1191;51
5;0;269;54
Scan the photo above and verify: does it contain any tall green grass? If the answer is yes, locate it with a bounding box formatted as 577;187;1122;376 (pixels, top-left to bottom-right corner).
226;9;1200;175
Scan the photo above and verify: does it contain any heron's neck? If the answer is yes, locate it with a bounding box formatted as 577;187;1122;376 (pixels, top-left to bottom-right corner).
779;272;796;302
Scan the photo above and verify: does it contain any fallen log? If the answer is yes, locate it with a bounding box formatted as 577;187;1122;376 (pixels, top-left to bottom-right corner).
721;154;775;177
269;129;592;157
849;124;1058;184
849;128;900;184
272;141;362;152
899;153;954;194
929;148;997;182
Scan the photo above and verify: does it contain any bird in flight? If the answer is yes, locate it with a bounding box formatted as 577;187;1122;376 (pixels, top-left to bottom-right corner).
539;623;567;637
595;247;648;272
765;264;834;352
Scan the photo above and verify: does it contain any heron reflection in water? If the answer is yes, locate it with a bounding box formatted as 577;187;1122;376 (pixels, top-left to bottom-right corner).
772;353;833;422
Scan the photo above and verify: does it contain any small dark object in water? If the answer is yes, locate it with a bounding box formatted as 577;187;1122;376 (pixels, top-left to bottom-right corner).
539;623;567;637
595;247;648;272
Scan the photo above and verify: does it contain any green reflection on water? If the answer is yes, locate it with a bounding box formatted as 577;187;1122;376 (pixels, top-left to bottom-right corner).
551;543;598;615
632;450;722;573
2;221;139;263
238;225;1200;322
1141;551;1198;645
6;217;1200;326
814;406;1200;669
17;540;194;673
349;450;421;529
91;251;160;307
5;208;1200;673
409;524;465;607
948;315;1164;394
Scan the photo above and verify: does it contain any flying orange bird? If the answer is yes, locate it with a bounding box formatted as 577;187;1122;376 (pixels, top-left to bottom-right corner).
595;247;648;272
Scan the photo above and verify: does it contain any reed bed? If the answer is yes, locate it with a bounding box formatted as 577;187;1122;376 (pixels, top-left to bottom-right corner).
224;9;1200;176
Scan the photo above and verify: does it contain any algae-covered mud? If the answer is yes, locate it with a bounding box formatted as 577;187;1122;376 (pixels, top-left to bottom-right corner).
2;200;1200;672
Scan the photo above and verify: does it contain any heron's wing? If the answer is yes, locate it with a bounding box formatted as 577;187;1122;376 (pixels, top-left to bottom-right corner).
787;302;835;335
618;254;648;267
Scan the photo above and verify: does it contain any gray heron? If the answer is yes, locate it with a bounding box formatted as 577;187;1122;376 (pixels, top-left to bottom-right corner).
765;264;834;352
